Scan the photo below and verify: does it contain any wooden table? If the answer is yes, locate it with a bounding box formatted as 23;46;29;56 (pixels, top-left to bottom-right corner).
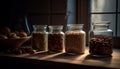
0;47;120;69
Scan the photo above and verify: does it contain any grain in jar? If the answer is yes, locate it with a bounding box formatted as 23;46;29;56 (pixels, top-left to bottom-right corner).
48;25;64;53
31;25;48;51
65;24;86;54
89;21;113;57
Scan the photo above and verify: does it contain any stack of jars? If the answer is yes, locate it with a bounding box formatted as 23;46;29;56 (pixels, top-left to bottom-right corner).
31;25;65;53
31;24;86;54
31;22;113;57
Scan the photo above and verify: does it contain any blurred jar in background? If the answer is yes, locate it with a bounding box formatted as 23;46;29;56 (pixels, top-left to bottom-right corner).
48;25;65;53
89;21;113;57
65;24;86;54
31;25;48;51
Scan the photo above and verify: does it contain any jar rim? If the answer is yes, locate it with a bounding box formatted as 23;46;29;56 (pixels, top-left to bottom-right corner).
48;25;63;27
67;24;84;25
67;24;84;26
48;25;63;30
32;24;47;27
93;21;110;25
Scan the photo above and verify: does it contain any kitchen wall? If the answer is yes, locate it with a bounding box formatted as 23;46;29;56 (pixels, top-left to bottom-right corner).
0;0;67;33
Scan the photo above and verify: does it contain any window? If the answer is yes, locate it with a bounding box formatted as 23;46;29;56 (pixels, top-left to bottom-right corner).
67;0;77;24
77;0;120;48
90;0;120;37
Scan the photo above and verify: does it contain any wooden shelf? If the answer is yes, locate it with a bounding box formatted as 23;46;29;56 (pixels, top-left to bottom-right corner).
0;48;120;69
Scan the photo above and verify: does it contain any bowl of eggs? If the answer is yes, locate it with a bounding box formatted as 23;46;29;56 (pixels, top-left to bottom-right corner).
0;27;31;51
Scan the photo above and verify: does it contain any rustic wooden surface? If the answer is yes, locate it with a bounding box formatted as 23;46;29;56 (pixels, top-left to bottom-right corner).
0;47;120;69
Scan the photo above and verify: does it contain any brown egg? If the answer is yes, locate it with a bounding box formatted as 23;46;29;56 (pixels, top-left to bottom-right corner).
8;33;20;38
17;31;27;37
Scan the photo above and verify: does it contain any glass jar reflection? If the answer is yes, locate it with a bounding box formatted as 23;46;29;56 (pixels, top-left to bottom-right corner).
89;21;113;57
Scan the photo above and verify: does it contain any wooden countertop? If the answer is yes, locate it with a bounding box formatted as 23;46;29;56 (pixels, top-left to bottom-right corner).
0;47;120;69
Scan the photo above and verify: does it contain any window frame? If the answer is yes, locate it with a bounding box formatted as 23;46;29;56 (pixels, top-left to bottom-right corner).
77;0;90;46
90;0;120;37
77;0;120;48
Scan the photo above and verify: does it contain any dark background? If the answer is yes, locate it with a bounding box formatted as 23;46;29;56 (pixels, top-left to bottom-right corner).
0;0;67;34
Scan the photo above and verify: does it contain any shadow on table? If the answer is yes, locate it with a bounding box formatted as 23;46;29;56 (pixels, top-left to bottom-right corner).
82;54;112;64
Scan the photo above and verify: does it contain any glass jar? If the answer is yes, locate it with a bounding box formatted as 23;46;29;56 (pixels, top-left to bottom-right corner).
65;24;86;54
31;25;48;51
48;25;64;53
89;21;113;57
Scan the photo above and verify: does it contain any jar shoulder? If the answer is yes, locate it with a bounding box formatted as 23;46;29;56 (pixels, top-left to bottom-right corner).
49;32;64;34
65;30;85;34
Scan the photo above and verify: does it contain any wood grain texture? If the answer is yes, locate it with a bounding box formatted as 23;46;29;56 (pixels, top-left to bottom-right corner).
0;47;120;69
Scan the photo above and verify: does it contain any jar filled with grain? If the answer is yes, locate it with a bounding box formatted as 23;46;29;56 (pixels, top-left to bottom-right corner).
48;25;64;53
89;21;113;57
31;25;48;51
65;24;86;54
